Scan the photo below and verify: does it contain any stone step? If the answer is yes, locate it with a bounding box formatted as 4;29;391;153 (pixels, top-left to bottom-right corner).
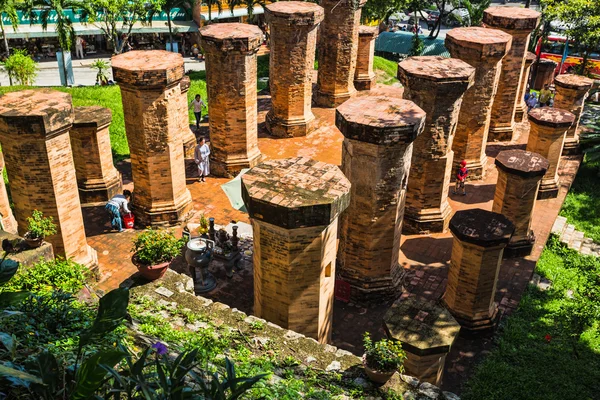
568;230;585;252
551;216;568;237
560;224;576;244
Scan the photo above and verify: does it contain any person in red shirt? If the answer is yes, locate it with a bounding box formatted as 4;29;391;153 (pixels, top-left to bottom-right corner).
454;160;468;196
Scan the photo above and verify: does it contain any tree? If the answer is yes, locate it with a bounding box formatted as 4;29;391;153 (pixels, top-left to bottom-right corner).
205;0;222;24
151;0;193;52
462;0;491;27
0;0;19;62
361;0;406;23
1;49;38;85
227;0;266;20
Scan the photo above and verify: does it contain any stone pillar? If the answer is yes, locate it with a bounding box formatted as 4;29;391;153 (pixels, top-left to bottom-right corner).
446;27;512;180
553;74;594;155
314;0;367;108
526;107;575;199
0;153;17;234
200;23;264;177
493;149;549;258
265;2;324;138
0;90;97;268
70;106;122;205
397;56;475;234
483;7;540;142
241;157;350;343
384;297;460;385
180;76;197;159
354;26;379;91
514;52;536;122
336;93;425;302
443;209;514;333
112;51;193;226
531;59;557;90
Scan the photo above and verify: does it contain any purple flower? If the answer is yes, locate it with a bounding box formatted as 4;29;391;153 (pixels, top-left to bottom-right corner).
152;342;168;355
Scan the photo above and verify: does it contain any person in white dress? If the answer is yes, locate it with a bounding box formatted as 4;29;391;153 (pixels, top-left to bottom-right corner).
194;137;210;183
75;36;84;59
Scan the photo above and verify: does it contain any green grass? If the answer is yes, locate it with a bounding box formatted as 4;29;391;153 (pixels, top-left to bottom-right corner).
462;236;600;400
373;56;399;85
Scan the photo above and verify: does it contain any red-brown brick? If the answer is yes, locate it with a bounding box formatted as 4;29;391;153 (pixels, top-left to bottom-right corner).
514;51;536;122
200;23;264;177
0;152;17;234
180;75;197;159
0;90;97;268
354;26;379;91
336;93;425;302
112;51;193;226
397;56;475;234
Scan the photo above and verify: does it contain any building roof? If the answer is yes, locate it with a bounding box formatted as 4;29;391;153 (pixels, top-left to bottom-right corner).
375;31;450;58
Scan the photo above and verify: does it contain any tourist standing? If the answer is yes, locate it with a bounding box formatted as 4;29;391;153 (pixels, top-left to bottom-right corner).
194;137;210;183
105;190;132;232
527;91;538;111
75;36;84;59
190;94;205;130
539;84;553;107
453;160;468;196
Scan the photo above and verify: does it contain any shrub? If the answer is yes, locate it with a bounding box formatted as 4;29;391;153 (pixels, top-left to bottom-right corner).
2;257;89;293
26;210;57;239
1;49;38;85
132;228;186;266
363;332;406;373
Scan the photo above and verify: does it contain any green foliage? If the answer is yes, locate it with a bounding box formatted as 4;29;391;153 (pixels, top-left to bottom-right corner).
26;210;57;239
1;50;38;85
1;258;88;294
363;332;406;373
132;228;186;265
89;58;110;85
361;0;407;22
462;0;491;26
409;34;424;56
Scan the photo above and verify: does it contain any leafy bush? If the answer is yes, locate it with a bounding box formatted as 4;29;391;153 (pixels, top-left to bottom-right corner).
363;332;406;373
1;258;89;294
1;50;38;85
26;210;57;239
132;228;186;266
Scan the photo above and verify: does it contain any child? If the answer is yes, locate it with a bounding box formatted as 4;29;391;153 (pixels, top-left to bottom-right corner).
454;160;468;196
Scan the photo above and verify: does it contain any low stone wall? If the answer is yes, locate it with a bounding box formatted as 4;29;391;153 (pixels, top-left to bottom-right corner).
0;231;54;267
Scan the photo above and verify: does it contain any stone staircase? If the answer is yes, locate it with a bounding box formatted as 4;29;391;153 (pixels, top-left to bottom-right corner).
551;216;600;256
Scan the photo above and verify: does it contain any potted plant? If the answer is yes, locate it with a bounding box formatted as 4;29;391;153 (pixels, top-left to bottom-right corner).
131;228;186;280
362;332;407;385
24;210;57;249
197;214;209;237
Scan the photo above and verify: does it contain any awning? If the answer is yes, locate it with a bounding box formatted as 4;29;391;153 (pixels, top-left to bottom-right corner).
375;31;450;57
200;6;264;21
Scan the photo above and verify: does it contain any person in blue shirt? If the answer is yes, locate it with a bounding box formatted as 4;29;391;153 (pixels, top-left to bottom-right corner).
105;190;132;232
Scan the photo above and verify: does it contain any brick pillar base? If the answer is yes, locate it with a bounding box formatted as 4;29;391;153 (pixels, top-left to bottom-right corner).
0;153;17;234
514;52;536;122
71;106;122;205
398;56;475;234
493;150;548;258
242;157;350;344
180;76;197;159
354;26;378;91
0;90;97;268
526;107;575;199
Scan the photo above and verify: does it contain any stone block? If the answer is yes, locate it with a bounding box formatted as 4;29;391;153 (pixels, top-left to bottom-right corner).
0;231;54;267
354;26;379;91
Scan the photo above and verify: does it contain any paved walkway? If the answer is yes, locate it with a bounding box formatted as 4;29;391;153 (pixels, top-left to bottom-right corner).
87;86;581;395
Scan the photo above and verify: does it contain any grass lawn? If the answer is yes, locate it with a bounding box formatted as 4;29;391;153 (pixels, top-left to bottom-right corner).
462;236;600;400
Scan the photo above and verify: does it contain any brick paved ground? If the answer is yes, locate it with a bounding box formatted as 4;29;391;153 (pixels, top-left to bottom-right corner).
87;87;581;395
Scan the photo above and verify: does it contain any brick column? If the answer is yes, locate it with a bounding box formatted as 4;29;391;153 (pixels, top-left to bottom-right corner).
514;52;536;122
242;157;350;343
0;153;17;234
265;2;324;138
446;27;512;180
180;76;197;159
443;209;514;333
70;106;122;205
397;56;475;234
336;94;425;302
314;0;367;108
553;74;594;155
354;26;379;91
200;23;264;177
526;107;575;199
112;51;193;226
493;149;548;258
483;7;540;142
0;90;97;268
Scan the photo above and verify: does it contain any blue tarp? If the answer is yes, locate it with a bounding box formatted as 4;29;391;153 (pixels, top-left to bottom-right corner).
375;31;450;58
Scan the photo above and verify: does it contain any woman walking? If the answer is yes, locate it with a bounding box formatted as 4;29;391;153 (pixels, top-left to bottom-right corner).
194;137;210;183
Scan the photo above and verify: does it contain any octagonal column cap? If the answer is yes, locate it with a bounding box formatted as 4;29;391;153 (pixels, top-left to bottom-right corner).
450;208;514;247
320;0;367;8
112;50;185;89
241;157;351;229
483;6;540;31
397;56;475;86
525;51;536;66
358;25;379;39
200;23;263;54
528;107;575;128
445;27;512;60
495;149;549;178
554;74;594;91
73;106;112;129
336;95;425;145
0;89;73;137
265;1;324;26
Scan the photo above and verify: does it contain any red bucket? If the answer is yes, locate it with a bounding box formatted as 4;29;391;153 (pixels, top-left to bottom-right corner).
122;213;135;229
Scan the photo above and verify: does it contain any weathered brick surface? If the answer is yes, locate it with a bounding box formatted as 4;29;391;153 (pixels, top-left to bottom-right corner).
265;2;324;138
0;90;97;268
71;106;122;205
336;94;425;302
397;56;475;234
483;7;540;141
0;152;17;234
443;209;514;332
242;157;350;343
354;26;379;91
314;0;367;108
514;51;536;122
493;149;548;256
526;107;575;199
201;23;264;177
179;76;197;159
112;51;193;226
446;27;512;180
553;74;594;154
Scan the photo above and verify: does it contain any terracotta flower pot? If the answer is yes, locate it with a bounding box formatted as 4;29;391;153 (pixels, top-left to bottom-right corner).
132;255;170;281
363;357;395;385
